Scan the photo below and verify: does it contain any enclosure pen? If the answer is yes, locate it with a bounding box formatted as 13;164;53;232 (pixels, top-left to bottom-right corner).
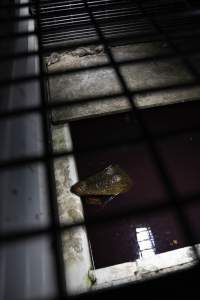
0;0;200;300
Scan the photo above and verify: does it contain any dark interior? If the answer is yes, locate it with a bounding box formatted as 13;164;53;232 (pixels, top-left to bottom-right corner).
70;101;200;268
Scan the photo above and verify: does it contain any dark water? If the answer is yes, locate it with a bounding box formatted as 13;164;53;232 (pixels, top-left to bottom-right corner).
70;101;200;269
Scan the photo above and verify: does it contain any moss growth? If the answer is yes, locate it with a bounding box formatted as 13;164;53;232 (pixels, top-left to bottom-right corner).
51;125;66;152
84;274;92;286
85;267;97;286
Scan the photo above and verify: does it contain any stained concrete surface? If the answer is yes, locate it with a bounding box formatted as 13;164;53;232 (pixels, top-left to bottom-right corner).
52;125;92;294
47;42;200;122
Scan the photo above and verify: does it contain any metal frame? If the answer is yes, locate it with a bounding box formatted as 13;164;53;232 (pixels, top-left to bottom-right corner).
1;0;200;299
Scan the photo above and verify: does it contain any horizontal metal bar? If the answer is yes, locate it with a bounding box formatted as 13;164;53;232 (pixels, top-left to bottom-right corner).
0;29;37;40
0;92;200;121
1;42;200;85
0;116;199;169
0;190;200;244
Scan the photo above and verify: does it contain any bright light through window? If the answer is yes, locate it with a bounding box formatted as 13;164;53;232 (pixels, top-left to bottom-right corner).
136;227;156;259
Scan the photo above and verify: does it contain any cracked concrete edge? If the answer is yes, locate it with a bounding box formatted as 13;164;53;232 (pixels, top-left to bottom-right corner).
89;244;200;290
52;124;93;295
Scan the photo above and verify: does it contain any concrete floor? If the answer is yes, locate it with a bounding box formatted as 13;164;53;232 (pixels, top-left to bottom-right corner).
47;42;200;122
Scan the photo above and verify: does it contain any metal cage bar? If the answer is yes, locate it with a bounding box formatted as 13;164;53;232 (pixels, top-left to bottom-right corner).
1;0;200;299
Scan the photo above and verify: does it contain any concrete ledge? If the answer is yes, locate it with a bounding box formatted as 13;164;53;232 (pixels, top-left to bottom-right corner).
89;244;199;290
52;124;92;295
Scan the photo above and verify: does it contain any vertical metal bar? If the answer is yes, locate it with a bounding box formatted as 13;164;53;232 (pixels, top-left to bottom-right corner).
34;1;67;297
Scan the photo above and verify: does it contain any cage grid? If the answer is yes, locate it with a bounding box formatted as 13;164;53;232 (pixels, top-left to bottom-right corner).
1;0;200;299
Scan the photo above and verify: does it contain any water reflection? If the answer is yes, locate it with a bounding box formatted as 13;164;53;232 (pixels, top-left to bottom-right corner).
136;227;156;259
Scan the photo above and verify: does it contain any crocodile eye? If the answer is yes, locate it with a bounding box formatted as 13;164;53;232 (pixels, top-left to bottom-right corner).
105;165;114;175
79;181;87;191
112;175;121;183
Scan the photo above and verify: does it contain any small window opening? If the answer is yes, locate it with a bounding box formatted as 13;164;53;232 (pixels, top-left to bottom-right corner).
136;227;156;259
